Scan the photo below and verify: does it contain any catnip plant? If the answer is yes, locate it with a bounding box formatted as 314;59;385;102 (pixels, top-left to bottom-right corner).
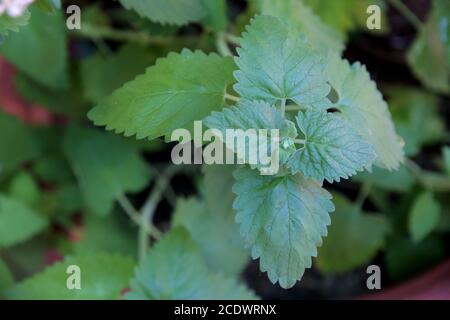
1;0;449;300
88;13;403;289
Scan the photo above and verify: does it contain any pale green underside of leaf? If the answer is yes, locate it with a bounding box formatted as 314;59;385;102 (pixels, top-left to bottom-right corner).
234;15;331;108
0;112;37;173
204;100;297;171
316;193;390;273
256;0;344;54
0;7;68;90
327;54;404;170
408;192;441;243
406;0;450;94
0;10;30;36
5;253;135;300
88;49;236;141
173;196;248;277
0;195;47;248
118;0;206;25
287;110;376;182
126;228;257;300
63;125;150;216
232;167;334;288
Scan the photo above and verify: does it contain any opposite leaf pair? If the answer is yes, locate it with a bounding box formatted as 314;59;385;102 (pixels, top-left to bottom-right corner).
88;14;404;289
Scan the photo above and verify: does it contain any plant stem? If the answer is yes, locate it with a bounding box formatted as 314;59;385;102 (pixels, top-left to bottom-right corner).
405;158;450;192
294;139;306;145
356;182;372;208
73;23;170;46
117;194;157;238
216;32;233;57
285;105;307;112
225;33;240;46
138;166;177;262
388;0;424;30
224;93;240;102
280;98;287;117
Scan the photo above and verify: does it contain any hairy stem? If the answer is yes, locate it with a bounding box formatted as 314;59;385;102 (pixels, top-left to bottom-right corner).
225;33;241;45
356;182;372;209
224;93;240;103
294;139;306;145
216;32;233;57
138;166;178;262
280;98;287;117
285;105;307;112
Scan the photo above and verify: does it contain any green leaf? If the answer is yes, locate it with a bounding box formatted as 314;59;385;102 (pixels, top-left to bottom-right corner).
63;125;151;216
316;193;390;273
74;212;137;258
5;252;135;300
387;86;445;156
304;0;389;37
408;192;441;243
0;7;68;90
407;0;450;94
88;49;236;141
80;44;153;104
8;171;40;205
201;0;227;31
0;258;14;294
327;54;404;170
234;15;331;108
286;110;375;182
173;197;248;277
126;228;257;300
233;167;334;288
255;0;344;54
0;112;37;174
353;165;414;192
0;195;47;248
118;0;206;26
443;147;450;176
204;100;297;173
0;10;30;36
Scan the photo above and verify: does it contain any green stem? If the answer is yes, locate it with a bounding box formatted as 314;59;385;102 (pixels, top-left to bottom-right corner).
356;183;372;209
280;98;287;117
73;23;170;46
405;158;450;192
138;167;177;262
294;139;306;145
224;93;240;103
388;0;424;30
216;32;233;57
285;105;307;112
225;33;240;46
